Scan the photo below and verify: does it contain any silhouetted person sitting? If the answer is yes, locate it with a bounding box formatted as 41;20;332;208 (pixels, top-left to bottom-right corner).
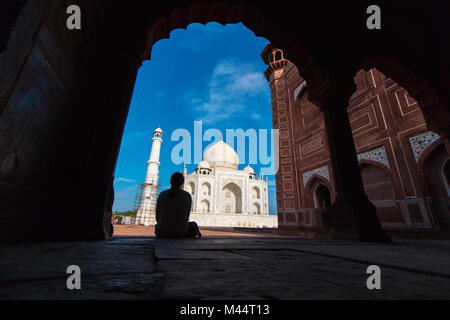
155;172;201;238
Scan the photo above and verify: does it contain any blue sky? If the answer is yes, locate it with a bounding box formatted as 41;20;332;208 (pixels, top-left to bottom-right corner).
113;22;277;214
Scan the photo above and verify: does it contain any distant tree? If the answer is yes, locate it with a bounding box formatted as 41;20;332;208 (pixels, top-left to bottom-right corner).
113;210;137;217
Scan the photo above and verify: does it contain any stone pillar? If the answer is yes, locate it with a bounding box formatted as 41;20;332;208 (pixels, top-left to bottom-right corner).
320;88;391;243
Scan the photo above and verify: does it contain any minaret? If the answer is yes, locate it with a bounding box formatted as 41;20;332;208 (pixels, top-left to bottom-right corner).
261;44;300;216
183;164;187;178
145;127;163;185
136;127;163;226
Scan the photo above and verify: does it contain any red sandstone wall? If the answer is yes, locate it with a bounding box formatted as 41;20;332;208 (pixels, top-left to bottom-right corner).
269;64;301;228
266;50;449;233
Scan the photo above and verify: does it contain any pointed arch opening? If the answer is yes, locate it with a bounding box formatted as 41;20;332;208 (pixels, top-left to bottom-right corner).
221;182;242;214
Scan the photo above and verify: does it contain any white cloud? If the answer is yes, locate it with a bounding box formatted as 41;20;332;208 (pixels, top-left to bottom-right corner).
250;111;261;120
114;177;137;183
191;58;268;124
114;192;129;200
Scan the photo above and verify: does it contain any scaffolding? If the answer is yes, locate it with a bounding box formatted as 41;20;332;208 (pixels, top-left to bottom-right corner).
133;182;161;225
133;183;144;212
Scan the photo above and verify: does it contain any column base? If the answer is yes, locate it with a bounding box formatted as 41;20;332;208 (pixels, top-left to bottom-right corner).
330;196;359;241
331;196;392;243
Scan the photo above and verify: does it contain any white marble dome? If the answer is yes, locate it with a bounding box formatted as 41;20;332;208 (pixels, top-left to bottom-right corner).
204;140;239;169
243;164;255;174
197;160;211;170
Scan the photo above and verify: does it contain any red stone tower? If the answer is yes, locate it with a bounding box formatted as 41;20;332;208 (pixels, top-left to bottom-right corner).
261;44;302;232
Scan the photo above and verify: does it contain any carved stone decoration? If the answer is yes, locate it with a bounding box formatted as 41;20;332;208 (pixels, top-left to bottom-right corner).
293;81;306;99
357;146;390;168
303;165;330;186
409;132;440;161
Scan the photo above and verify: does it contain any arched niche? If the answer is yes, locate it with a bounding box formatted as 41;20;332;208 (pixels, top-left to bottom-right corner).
251;202;261;215
420;143;450;228
314;184;332;210
185;182;195;195
251;186;260;200
221;182;242;214
360;163;404;226
201;182;211;196
199;199;210;213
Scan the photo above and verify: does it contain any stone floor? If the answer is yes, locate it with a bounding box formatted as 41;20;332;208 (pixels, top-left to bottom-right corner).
1;226;450;299
114;224;290;238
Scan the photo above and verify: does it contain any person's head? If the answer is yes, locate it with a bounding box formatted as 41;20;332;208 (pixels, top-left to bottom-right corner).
170;172;184;189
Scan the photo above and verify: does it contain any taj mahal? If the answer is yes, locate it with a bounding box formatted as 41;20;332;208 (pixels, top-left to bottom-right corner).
135;127;277;228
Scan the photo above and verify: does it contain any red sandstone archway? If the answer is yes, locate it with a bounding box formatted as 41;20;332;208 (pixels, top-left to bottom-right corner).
304;176;333;229
304;176;333;209
360;58;450;136
360;163;405;228
0;1;449;242
314;184;332;209
142;2;450;136
420;143;450;229
138;2;328;99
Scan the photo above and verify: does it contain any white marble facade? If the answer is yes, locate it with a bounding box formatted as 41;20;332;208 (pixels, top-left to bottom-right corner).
183;140;277;228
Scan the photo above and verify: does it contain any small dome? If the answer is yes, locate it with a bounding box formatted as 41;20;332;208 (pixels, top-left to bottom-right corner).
154;127;163;134
243;165;255;174
197;160;211;170
203;140;239;169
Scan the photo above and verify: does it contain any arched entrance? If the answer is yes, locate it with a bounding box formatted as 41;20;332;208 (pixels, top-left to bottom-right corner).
199;200;210;213
221;183;242;214
251;203;261;215
422;144;450;228
251;187;260;200
185;182;195;196
314;185;332;209
0;1;448;242
201;182;211;196
304;177;333;229
360;163;404;227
